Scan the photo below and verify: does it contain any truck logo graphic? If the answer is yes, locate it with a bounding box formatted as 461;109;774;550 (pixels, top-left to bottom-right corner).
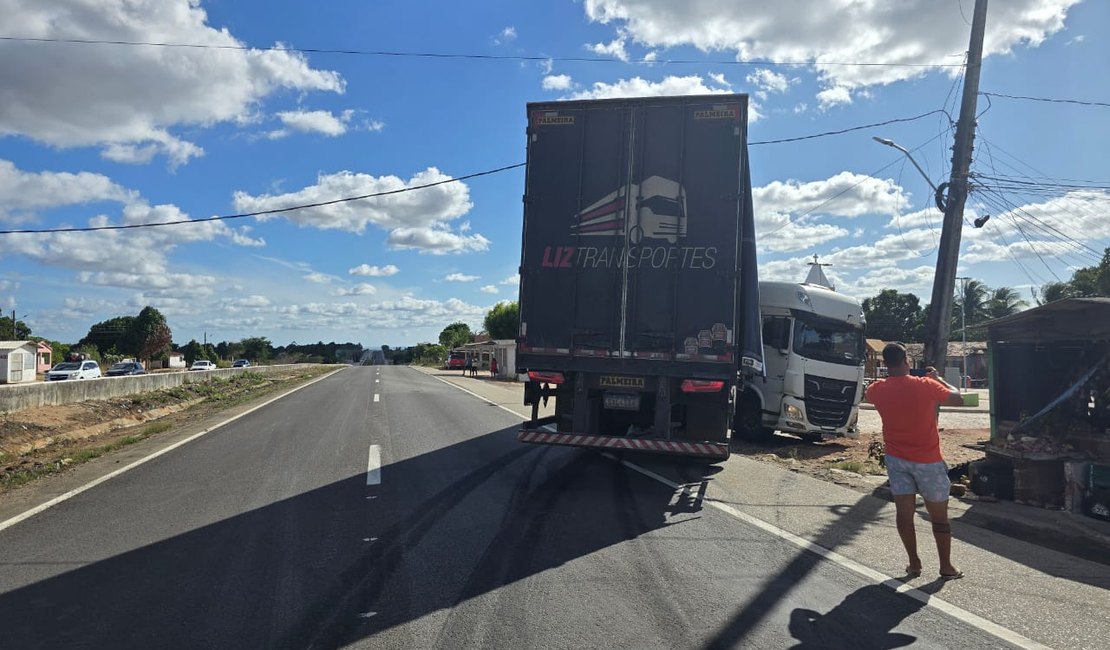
570;176;687;244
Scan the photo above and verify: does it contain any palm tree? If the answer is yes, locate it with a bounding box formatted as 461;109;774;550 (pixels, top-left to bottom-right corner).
952;279;990;328
987;287;1029;319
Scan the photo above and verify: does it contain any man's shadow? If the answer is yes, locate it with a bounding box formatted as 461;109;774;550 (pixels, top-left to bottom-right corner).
788;582;937;649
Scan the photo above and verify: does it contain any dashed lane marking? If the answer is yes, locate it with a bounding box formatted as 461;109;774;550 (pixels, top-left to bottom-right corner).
366;445;382;486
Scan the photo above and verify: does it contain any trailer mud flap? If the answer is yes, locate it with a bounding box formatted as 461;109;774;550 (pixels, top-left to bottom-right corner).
518;428;729;460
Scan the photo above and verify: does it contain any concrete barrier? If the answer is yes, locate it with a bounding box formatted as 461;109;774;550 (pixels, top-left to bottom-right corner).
0;365;333;414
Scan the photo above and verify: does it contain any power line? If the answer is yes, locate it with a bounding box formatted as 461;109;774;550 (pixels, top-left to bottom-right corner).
761;123;956;237
750;109;951;145
1;111;956;236
0;35;967;68
980;91;1110;108
0;163;526;235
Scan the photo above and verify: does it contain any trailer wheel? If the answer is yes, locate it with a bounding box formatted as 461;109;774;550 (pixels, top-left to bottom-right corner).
734;392;775;444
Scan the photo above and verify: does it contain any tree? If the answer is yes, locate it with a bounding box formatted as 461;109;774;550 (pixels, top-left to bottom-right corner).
861;290;924;342
78;316;135;356
1032;247;1110;304
0;315;31;339
239;337;272;362
1033;281;1075;305
438;321;473;350
182;339;204;365
952;279;990;329
483;301;520;340
130;306;172;363
986;287;1028;320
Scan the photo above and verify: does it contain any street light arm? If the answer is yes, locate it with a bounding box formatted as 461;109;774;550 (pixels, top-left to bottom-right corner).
872;136;940;194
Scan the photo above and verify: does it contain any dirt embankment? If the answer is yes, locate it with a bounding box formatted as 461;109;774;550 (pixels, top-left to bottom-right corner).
732;428;989;493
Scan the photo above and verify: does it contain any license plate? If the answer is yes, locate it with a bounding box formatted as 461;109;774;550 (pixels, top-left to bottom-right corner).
603;392;641;411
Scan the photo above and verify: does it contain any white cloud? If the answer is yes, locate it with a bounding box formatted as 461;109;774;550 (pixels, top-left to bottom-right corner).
387;226;491;255
495;26;518;45
569;75;732;100
233;167;484;253
445;273;479;282
822;228;938;270
843;265;938;298
0;161;263;286
274;109;353;137
333;283;377;296
587;38;630;61
583;0;1080;103
500;274;521;286
479;285;499;294
543;74;574;91
885;206;943;230
745;68;795;100
960;190;1110;265
755;172;910;219
0;159;134;223
304;272;334;284
349;263;399;277
816;86;853;108
708;72;731;88
0;1;344;165
753;172;910;252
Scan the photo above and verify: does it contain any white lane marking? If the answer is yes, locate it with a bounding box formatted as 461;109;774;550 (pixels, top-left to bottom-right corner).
366;445;381;486
375;379;380;383
373;393;380;403
611;456;1052;650
421;369;523;418
0;368;344;534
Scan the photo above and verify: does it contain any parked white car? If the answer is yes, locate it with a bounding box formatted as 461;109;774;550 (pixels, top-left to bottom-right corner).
46;360;102;381
189;360;216;371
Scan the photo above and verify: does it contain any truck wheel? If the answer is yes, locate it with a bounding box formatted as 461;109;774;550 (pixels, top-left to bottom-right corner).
734;396;775;444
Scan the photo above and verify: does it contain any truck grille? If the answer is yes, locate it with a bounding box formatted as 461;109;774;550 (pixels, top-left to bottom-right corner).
803;375;856;428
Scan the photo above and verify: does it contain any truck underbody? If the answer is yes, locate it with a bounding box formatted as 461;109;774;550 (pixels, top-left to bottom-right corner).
518;367;732;461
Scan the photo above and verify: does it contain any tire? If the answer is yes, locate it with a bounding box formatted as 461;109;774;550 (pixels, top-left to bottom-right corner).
734;394;775;444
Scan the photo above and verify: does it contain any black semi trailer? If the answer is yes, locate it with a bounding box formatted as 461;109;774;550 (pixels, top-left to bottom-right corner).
515;94;764;461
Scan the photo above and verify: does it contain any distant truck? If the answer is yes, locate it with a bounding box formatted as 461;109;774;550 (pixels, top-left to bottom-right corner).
515;94;764;461
735;281;866;442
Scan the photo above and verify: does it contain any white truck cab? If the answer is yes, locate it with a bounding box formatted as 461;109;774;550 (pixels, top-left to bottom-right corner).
736;280;866;442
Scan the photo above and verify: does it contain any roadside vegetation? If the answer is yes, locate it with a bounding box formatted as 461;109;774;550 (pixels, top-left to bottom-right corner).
0;367;332;493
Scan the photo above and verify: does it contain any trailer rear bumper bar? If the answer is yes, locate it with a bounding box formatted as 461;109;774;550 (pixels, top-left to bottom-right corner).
517;428;729;460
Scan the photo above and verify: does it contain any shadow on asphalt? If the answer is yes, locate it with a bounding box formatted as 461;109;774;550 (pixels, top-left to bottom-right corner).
0;422;730;649
787;584;923;649
1;410;1073;649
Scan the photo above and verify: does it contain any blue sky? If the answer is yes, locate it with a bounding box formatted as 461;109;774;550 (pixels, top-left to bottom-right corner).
1;0;1106;348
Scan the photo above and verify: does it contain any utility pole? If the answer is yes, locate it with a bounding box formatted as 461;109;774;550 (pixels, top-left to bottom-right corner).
956;276;970;391
922;0;989;371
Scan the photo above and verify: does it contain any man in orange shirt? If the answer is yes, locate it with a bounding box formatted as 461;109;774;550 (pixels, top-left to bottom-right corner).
865;342;966;580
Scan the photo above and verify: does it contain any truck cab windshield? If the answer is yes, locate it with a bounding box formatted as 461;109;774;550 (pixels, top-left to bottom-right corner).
791;312;864;366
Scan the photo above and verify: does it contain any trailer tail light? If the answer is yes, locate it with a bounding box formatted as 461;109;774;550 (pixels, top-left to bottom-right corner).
680;379;725;393
528;370;565;385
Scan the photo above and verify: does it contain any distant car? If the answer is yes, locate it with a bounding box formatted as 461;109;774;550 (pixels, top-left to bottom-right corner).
232;359;251;368
189;360;216;371
46;360;102;381
106;361;146;377
445;352;466;370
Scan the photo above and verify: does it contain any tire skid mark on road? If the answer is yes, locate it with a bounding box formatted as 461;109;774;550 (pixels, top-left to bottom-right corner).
428;444;561;650
289;443;536;649
610;462;695;648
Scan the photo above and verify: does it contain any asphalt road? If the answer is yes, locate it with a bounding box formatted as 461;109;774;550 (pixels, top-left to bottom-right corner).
0;366;1092;648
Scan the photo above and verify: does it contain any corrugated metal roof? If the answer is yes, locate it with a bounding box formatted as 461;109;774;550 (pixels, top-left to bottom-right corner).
985;298;1110;342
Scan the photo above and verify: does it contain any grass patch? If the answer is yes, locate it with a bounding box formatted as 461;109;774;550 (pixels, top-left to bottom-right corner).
830;460;865;473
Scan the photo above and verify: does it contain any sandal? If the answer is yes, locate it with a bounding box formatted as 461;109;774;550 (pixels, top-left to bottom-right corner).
939;570;964;581
904;566;922;578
